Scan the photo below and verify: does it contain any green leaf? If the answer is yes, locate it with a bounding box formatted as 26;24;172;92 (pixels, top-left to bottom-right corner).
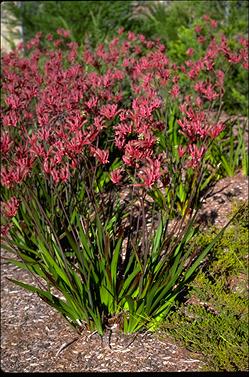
177;182;186;202
95;215;104;255
118;265;141;300
6;259;46;278
111;237;122;288
151;219;163;262
37;240;72;289
77;215;94;260
148;188;166;209
221;155;233;176
11;217;23;233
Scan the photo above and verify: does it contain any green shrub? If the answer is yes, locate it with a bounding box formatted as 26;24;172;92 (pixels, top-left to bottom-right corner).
160;203;249;371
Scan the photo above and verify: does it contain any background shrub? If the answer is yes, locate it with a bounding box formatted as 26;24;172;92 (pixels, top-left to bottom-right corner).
2;1;142;47
160;203;249;371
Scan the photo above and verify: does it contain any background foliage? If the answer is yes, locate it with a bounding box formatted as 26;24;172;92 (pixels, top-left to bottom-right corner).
160;203;249;371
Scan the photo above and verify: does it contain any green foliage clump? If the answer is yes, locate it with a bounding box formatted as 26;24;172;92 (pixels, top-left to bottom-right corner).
160;203;249;371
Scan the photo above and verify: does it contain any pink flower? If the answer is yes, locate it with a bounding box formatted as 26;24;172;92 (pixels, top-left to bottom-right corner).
6;157;33;185
202;15;210;22
67;131;85;154
128;31;136;41
171;84;180;98
114;122;132;150
178;146;186;158
2;111;18;127
100;104;118;120
71;159;77;169
194;81;218;101
60;164;70;182
53;39;63;48
86;96;98;109
122;138;153;167
195;25;202;34
195;96;203;108
51;168;60;184
0;133;13;154
110;168;123;184
118;27;124;35
203;84;219;101
57;28;71;38
1;223;12;237
210;19;218;29
197;36;206;44
239;37;249;48
178;109;208;141
43;158;51;174
0;167;12;188
3;197;20;218
216;70;225;88
46;33;53;41
208;122;225;139
5;94;21;110
187;145;206;168
136;159;161;188
243;62;249;70
67;112;86;132
119;110;131;121
93;116;104;131
228;53;241;64
186;48;194;57
90;147;109;164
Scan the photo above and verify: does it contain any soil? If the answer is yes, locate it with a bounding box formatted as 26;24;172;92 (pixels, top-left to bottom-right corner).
1;172;248;373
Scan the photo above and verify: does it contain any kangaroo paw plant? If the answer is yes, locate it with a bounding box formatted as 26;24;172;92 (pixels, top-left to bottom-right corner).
1;24;248;335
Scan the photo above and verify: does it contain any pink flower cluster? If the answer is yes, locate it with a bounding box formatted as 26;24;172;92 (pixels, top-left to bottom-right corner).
1;196;20;218
0;24;248;222
1;29;170;191
1;196;19;236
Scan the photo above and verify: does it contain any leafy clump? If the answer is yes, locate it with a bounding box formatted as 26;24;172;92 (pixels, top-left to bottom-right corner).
160;203;249;371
